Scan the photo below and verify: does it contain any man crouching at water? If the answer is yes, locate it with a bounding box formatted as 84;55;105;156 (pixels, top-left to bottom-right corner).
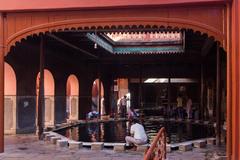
125;118;148;146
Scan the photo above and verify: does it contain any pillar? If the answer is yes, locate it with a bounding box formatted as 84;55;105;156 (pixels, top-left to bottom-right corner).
139;66;143;108
102;77;113;115
78;77;92;119
167;78;171;109
216;41;221;146
37;35;45;140
0;13;5;153
200;64;204;120
228;1;240;159
98;78;102;114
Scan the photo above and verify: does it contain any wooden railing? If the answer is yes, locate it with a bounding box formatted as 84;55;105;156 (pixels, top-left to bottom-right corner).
144;127;167;160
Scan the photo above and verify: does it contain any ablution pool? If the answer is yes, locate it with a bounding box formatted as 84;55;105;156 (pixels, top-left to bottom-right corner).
56;117;215;144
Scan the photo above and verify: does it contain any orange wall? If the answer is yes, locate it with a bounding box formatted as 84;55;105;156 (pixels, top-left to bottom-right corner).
0;0;228;11
118;79;128;98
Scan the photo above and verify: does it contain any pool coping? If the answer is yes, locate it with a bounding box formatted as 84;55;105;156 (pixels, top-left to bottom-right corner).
45;131;216;151
48;118;215;150
51;118;214;132
50;118;214;145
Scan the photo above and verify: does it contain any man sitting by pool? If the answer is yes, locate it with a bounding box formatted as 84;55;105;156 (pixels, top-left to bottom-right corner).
125;118;148;146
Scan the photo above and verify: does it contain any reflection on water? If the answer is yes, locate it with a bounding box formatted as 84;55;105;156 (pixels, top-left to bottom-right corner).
57;119;215;144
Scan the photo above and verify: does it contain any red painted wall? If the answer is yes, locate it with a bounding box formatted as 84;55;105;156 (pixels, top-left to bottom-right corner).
0;0;229;11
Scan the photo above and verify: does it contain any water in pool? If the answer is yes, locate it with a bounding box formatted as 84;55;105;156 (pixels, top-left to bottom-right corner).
57;118;215;144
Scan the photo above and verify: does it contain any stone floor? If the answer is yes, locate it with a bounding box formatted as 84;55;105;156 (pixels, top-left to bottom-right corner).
0;135;226;160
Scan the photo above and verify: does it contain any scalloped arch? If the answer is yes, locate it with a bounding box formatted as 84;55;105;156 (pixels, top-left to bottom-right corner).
5;17;224;55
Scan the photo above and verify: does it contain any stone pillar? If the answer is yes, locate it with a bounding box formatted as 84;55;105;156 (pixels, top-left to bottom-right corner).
37;35;45;140
216;42;221;146
102;77;113;115
167;77;171;109
138;66;143;108
0;13;5;153
78;77;92;119
200;64;204;120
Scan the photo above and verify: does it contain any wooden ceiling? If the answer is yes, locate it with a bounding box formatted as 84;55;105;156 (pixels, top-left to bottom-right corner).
42;29;216;65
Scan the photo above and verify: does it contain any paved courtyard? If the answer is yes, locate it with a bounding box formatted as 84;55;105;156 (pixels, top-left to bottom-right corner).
0;135;226;160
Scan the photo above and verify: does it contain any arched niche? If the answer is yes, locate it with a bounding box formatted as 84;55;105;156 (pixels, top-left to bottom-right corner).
4;62;17;134
66;74;79;121
36;69;55;127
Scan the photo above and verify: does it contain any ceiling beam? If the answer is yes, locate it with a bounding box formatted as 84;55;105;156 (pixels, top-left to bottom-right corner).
47;34;98;59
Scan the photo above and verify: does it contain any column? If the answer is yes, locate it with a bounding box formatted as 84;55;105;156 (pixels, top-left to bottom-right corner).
98;78;101;115
228;1;240;159
78;77;92;119
168;78;171;114
216;41;221;146
138;66;143;108
0;13;5;153
37;35;45;140
200;64;204;120
103;79;112;115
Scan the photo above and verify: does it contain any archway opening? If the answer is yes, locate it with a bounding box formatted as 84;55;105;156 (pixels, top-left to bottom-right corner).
5;25;227;148
66;74;79;121
92;79;104;116
36;69;55;127
4;62;17;134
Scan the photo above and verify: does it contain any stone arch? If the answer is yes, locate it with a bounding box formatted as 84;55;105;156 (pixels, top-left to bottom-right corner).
4;62;17;134
91;79;104;115
36;69;55;127
5;17;225;54
66;74;79;121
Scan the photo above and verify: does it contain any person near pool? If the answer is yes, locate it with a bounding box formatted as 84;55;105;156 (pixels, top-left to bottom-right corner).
176;94;184;119
119;95;127;118
125;118;148;146
127;106;139;120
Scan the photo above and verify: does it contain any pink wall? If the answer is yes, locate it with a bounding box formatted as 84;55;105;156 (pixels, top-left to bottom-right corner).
4;63;16;96
66;75;79;96
36;69;54;96
0;0;228;11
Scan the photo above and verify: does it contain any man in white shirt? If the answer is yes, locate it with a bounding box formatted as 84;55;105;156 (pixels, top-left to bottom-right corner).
125;118;148;146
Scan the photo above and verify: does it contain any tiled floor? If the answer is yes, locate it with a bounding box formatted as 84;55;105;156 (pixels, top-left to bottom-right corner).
0;135;226;160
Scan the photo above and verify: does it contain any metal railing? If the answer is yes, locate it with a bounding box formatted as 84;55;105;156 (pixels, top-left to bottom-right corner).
144;127;167;160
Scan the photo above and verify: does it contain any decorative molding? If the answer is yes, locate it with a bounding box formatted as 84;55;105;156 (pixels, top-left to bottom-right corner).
4;15;225;54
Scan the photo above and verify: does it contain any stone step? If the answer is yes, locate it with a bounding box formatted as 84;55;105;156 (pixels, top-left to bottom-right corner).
91;142;104;150
193;140;206;148
179;143;192;151
50;137;61;144
69;141;83;149
207;138;216;145
56;140;68;147
166;144;171;153
136;144;149;152
45;135;55;141
113;143;125;152
43;132;50;138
